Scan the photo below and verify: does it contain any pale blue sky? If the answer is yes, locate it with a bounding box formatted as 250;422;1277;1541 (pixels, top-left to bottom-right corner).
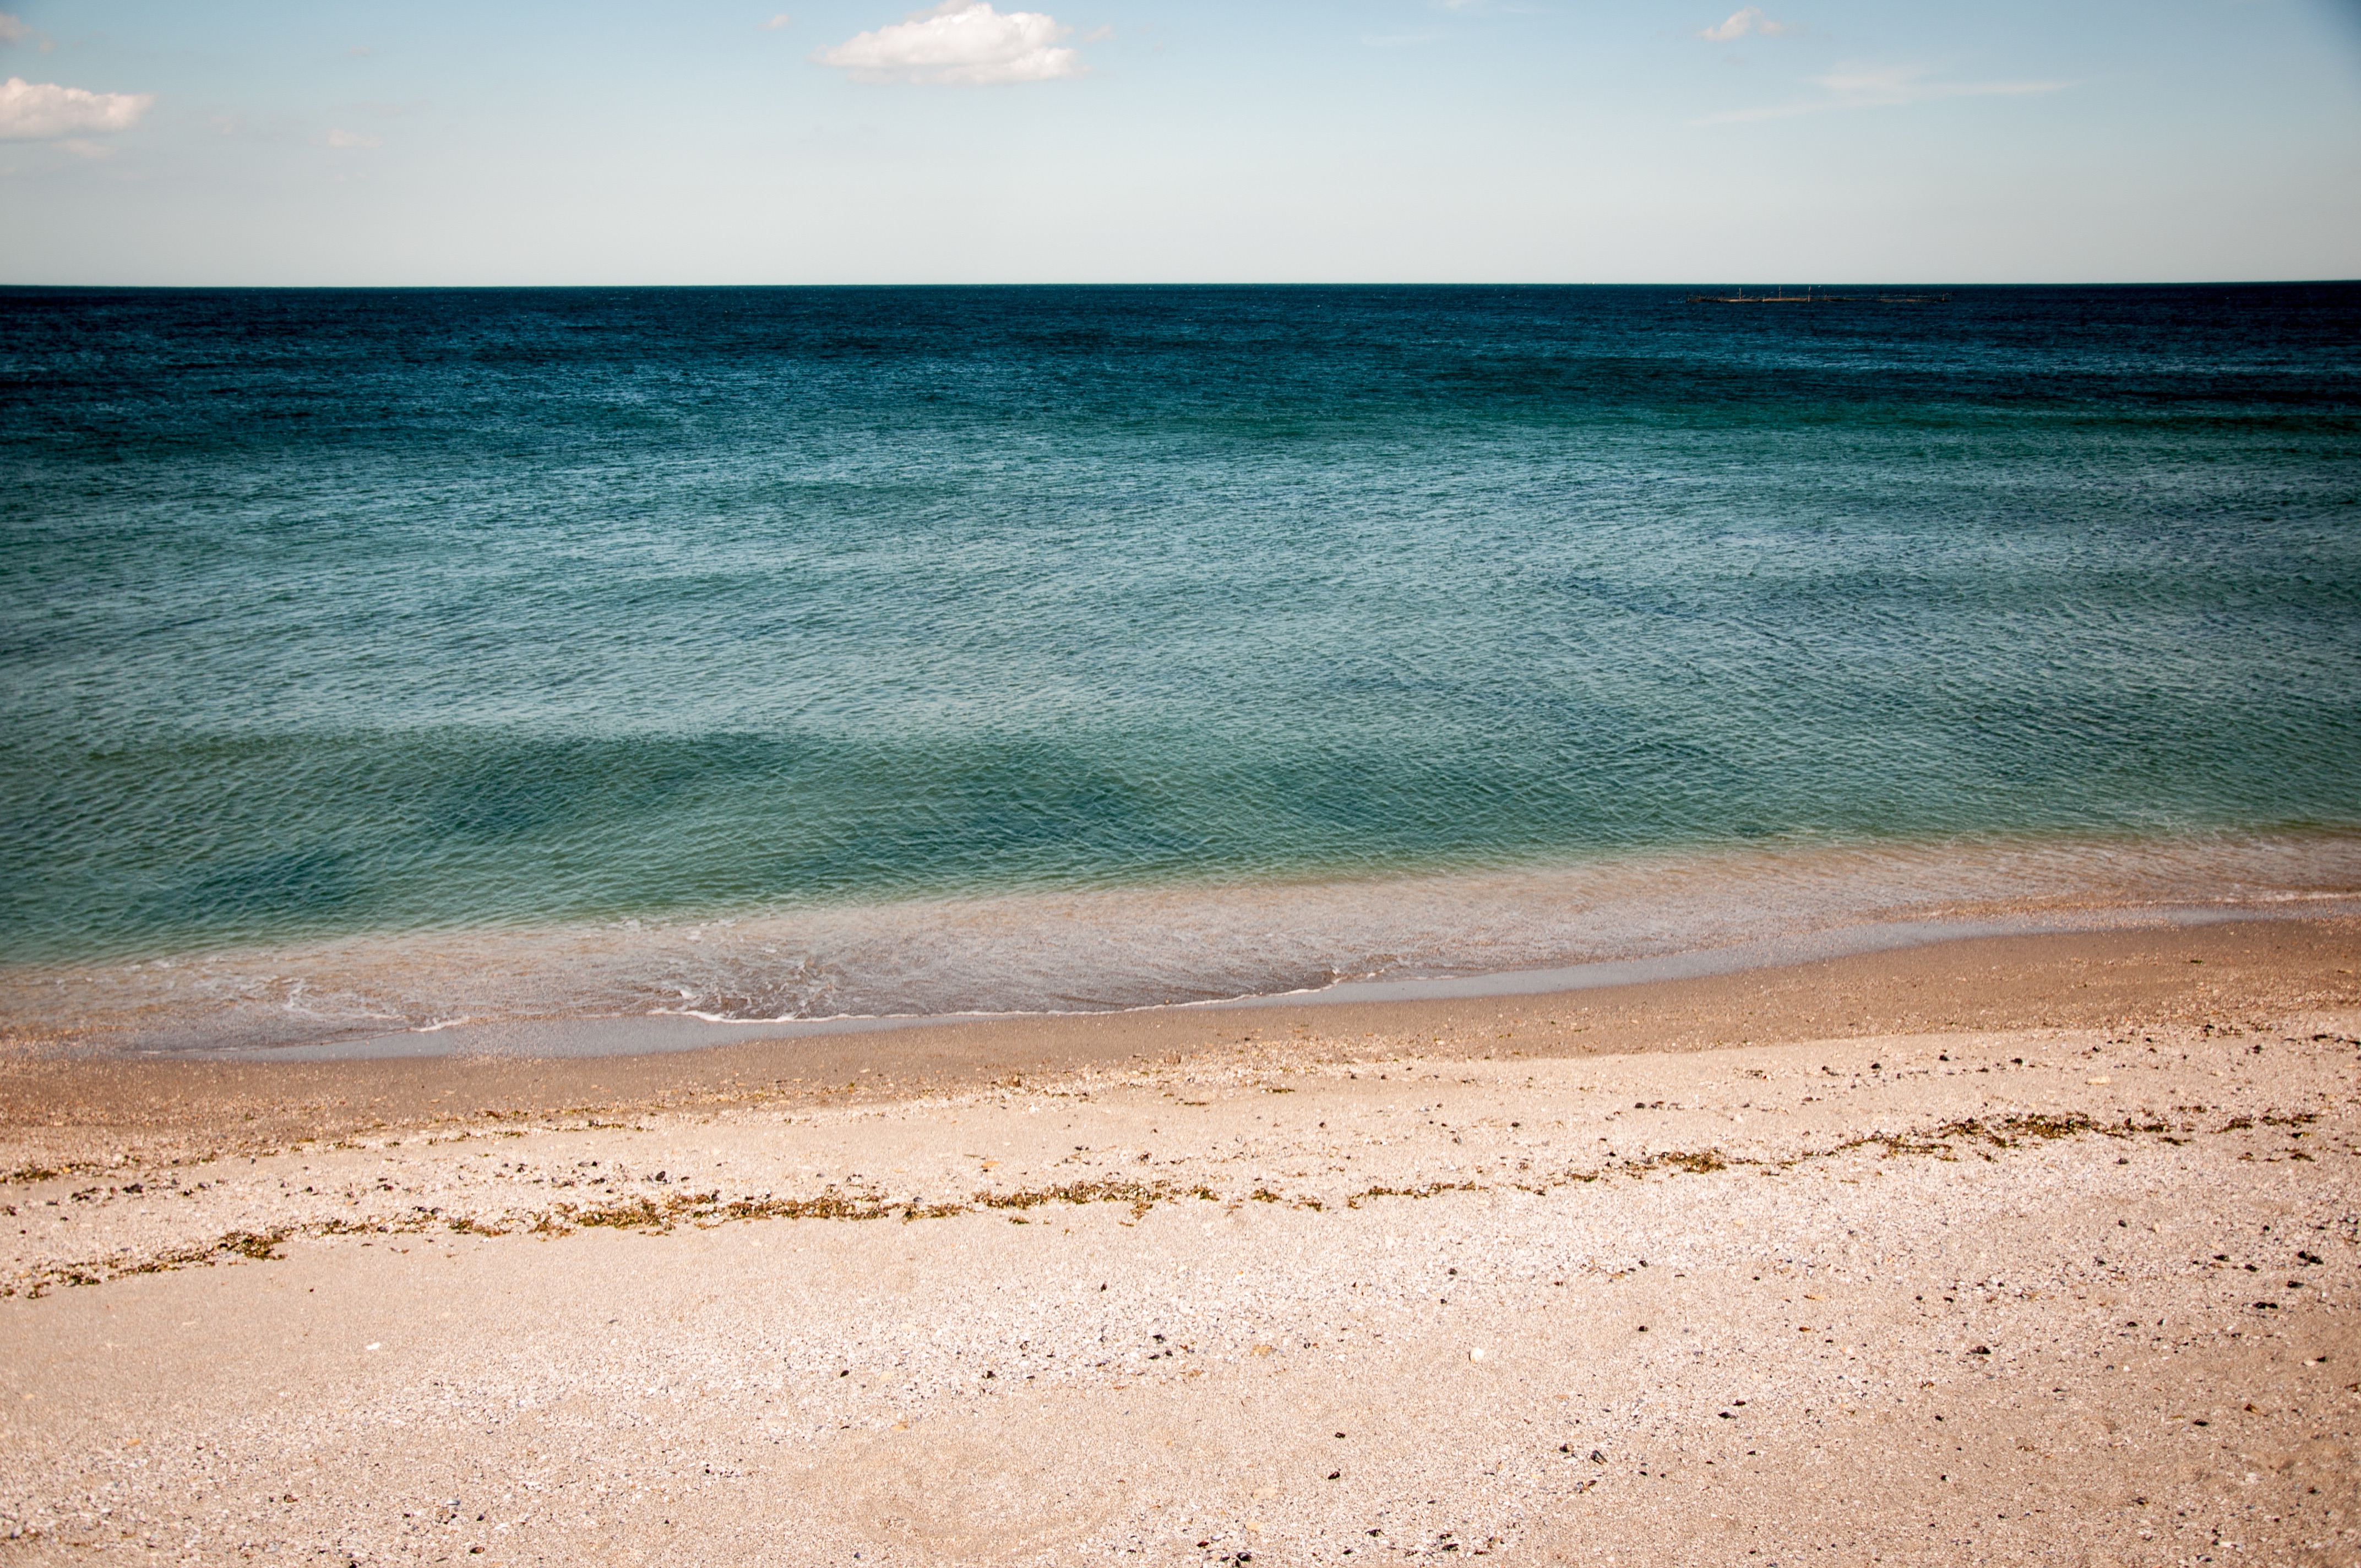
2;0;2355;284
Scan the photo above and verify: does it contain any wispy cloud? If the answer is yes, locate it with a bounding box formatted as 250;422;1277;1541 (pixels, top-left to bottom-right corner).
1701;62;2070;122
1699;6;1801;42
1362;30;1441;47
759;13;794;29
0;77;153;139
325;128;383;149
0;12;54;52
813;1;1084;85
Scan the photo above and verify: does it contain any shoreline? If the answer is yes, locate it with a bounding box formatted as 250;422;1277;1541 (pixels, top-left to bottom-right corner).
5;914;2354;1172
9;827;2358;1062
205;896;2361;1064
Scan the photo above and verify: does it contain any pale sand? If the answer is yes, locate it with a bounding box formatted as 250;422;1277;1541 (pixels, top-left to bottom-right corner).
2;921;2358;1565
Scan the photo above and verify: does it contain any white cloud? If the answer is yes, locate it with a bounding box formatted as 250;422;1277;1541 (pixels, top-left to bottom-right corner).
0;77;153;140
1699;7;1801;42
759;12;793;29
813;1;1084;85
1702;62;2069;122
325;128;383;149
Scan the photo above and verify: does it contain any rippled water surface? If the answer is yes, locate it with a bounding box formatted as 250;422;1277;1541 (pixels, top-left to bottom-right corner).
3;284;2357;1043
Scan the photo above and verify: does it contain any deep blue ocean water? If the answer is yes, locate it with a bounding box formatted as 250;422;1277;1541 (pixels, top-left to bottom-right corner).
4;284;2358;1043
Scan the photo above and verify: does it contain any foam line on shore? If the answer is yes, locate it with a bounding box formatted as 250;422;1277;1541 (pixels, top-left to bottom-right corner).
189;897;2357;1063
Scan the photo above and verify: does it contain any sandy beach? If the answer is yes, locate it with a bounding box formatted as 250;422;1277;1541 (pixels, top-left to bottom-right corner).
3;918;2358;1565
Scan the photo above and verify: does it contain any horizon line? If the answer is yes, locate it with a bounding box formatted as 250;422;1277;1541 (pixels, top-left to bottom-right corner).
3;277;2357;292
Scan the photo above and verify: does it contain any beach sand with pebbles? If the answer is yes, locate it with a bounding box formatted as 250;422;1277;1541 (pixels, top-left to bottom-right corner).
3;919;2359;1565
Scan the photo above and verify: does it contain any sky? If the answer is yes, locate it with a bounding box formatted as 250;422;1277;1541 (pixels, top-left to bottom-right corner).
1;0;2357;284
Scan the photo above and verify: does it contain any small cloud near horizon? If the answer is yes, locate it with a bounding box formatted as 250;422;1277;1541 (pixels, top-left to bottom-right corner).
1699;7;1802;42
325;128;383;149
1703;62;2070;122
814;1;1085;85
759;13;794;29
0;76;154;139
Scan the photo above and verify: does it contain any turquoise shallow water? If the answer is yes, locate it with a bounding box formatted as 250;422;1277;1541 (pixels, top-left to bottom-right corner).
3;284;2358;1043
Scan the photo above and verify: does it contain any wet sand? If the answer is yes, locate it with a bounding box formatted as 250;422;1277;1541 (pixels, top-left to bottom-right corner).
7;917;2358;1170
2;919;2358;1564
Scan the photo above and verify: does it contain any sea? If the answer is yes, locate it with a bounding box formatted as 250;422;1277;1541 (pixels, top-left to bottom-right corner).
3;284;2358;1054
